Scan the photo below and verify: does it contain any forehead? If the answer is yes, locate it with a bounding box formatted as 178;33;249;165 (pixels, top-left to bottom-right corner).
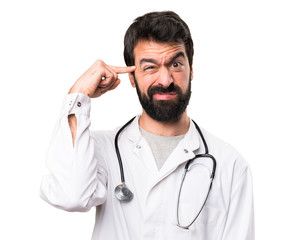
133;40;187;62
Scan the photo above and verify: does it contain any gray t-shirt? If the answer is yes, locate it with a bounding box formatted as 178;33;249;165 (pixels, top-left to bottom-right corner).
140;128;185;170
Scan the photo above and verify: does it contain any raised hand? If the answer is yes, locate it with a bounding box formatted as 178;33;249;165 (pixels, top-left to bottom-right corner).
69;59;136;98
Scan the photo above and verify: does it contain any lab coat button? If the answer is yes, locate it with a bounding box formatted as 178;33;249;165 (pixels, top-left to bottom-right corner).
184;149;189;153
136;145;141;149
77;102;82;107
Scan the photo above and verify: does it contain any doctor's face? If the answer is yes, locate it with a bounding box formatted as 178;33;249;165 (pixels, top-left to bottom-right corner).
130;40;193;122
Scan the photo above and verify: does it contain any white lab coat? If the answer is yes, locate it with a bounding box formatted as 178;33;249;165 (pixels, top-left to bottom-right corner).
40;93;254;240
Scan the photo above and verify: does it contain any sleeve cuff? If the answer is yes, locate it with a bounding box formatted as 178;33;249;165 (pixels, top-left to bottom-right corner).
60;93;91;117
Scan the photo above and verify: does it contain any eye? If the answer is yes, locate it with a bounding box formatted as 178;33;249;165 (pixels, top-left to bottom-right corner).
172;62;182;68
171;61;184;72
144;66;155;71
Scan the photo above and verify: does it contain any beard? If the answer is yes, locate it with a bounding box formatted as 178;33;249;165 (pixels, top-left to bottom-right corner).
134;76;192;123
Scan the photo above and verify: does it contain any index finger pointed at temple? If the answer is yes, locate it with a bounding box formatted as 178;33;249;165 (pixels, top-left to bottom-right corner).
110;65;136;74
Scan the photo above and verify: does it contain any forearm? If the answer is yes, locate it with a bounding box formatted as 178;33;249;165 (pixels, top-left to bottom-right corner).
40;60;134;212
68;114;77;147
40;93;107;212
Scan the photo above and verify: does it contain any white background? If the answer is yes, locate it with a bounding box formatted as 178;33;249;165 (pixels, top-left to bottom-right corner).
0;0;305;239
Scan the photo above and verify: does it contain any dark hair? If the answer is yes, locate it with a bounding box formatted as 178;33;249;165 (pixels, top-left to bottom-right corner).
124;11;194;68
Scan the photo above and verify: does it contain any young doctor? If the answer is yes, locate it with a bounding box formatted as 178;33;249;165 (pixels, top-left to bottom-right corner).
40;11;254;240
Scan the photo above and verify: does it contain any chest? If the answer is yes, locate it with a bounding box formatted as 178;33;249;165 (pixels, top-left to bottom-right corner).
95;131;233;239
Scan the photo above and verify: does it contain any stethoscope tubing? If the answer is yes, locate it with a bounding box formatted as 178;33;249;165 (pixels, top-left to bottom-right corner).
114;117;217;185
114;116;136;183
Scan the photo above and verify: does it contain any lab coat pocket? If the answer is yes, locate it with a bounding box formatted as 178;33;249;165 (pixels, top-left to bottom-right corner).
200;205;225;225
178;204;223;227
196;205;226;239
176;204;224;239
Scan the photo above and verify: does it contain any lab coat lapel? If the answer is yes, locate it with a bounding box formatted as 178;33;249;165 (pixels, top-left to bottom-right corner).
125;117;202;191
150;121;202;188
126;116;159;174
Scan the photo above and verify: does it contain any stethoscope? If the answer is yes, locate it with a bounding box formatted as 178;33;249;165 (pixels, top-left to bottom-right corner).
114;116;217;229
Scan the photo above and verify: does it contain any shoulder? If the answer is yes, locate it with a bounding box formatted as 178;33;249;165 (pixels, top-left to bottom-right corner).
200;127;250;178
90;129;117;146
88;128;119;169
89;116;138;145
89;120;133;149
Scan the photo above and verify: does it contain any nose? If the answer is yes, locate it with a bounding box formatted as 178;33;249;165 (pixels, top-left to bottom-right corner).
156;66;173;88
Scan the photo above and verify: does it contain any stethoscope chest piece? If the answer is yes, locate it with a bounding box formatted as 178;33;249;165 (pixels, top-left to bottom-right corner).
115;183;134;202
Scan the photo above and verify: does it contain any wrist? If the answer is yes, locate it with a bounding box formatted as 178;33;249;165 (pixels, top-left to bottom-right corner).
68;85;90;96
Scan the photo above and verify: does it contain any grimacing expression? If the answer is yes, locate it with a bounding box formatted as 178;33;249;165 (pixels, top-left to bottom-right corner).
130;41;193;122
134;77;191;122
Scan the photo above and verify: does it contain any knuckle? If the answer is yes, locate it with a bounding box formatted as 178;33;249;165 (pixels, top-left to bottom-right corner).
94;59;105;69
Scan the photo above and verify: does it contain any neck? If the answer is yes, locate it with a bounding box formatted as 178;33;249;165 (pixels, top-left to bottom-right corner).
139;110;190;136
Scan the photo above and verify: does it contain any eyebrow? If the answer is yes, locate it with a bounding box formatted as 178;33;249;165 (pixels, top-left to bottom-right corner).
168;51;186;65
139;51;186;66
139;58;158;66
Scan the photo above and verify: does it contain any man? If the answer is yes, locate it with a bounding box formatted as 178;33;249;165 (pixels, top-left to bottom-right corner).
40;11;254;240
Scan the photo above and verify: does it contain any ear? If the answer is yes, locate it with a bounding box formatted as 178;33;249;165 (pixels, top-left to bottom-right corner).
190;67;193;81
129;72;136;88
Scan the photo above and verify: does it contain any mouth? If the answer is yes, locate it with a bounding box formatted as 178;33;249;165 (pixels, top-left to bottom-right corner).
153;92;177;101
